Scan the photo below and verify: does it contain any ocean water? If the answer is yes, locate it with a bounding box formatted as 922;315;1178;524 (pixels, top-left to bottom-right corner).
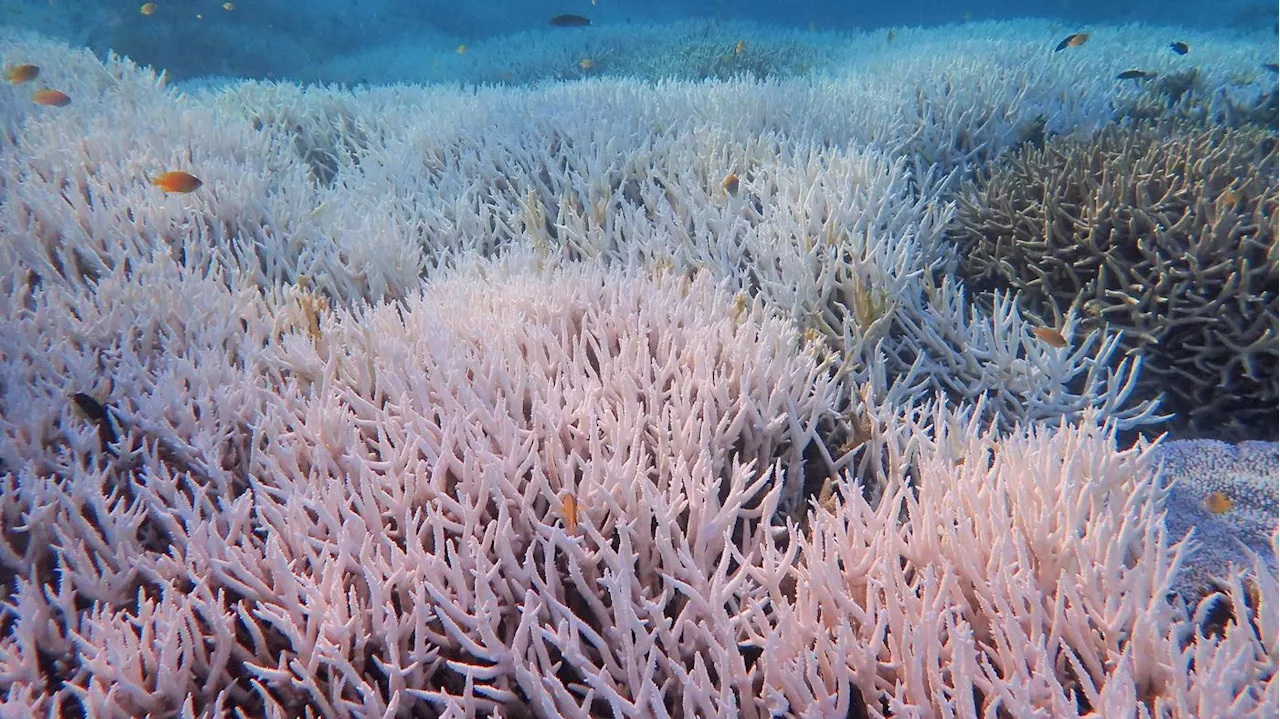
0;0;1274;83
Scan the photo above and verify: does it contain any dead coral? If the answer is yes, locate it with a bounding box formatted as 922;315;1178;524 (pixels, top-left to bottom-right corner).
951;121;1279;437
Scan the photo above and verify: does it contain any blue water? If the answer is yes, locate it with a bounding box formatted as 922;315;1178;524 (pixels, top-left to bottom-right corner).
4;0;1276;83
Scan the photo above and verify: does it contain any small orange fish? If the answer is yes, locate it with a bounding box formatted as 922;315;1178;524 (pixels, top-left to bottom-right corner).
1054;32;1088;51
734;39;746;55
1031;326;1068;348
1203;491;1233;514
140;2;158;15
578;57;595;70
151;171;202;193
222;2;235;9
561;493;578;533
455;44;467;55
5;64;38;84
1220;187;1242;207
32;89;70;106
722;172;740;196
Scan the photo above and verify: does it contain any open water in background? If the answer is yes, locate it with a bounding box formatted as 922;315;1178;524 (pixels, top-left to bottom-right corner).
0;0;1275;83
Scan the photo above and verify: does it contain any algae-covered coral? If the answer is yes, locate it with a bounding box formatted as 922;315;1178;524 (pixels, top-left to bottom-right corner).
953;120;1279;437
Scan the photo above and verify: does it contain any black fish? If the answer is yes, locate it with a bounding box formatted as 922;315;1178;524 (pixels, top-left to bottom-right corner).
1169;41;1189;55
549;14;590;27
72;392;119;453
72;392;107;421
1117;69;1156;80
1264;62;1279;74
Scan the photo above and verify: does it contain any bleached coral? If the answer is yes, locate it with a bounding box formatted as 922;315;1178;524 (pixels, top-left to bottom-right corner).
0;18;1273;718
751;404;1276;717
1155;439;1280;600
0;253;839;715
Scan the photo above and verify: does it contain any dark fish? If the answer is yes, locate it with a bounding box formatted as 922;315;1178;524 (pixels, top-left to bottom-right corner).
72;392;107;420
72;392;119;453
549;14;590;27
1264;62;1279;73
1169;41;1189;55
1117;69;1156;80
1054;32;1088;52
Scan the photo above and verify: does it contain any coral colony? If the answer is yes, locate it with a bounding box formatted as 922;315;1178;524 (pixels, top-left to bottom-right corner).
0;17;1276;719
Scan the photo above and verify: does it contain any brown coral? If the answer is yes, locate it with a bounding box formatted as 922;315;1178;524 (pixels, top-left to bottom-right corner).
951;121;1279;437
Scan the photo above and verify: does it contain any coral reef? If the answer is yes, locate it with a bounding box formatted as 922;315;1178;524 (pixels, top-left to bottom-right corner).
952;120;1279;437
1154;439;1279;600
0;19;1275;717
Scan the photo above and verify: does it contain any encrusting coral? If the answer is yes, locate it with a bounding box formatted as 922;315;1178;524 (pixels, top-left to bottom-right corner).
1154;439;1279;601
952;120;1279;437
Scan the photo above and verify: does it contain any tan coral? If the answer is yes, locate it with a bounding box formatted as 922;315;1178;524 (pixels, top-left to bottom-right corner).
952;121;1279;436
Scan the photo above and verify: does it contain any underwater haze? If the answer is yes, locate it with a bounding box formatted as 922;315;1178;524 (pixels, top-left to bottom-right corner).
0;0;1275;82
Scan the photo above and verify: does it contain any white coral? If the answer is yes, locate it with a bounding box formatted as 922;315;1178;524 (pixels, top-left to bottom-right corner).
752;404;1275;717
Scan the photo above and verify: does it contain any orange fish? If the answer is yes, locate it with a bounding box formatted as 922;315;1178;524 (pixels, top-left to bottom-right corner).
561;493;578;533
722;172;740;196
1031;326;1067;348
1203;491;1233;514
5;64;38;84
151;171;203;193
140;2;158;15
578;57;595;70
32;89;70;106
455;44;467;55
734;39;746;55
1054;32;1088;51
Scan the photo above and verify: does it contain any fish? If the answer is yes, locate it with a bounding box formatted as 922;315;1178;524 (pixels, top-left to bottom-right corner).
1054;32;1088;51
72;392;108;421
1220;187;1242;207
32;89;70;106
734;39;746;55
886;28;895;43
151;171;203;193
455;44;467;55
1169;41;1189;55
5;63;38;84
1203;491;1233;514
549;14;591;27
222;2;234;9
1030;326;1068;348
1264;62;1279;74
561;492;578;533
722;172;740;196
140;2;157;15
72;392;119;453
578;57;594;70
1117;69;1156;80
